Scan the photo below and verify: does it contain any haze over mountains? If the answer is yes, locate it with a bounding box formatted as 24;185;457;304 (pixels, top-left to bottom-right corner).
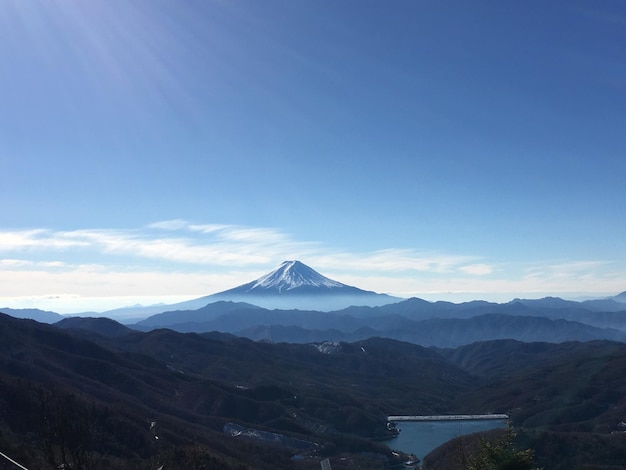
93;260;401;319
5;260;625;349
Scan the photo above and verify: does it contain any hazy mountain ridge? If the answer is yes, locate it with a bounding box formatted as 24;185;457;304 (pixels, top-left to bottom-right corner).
6;293;626;348
126;290;626;347
4;261;626;348
135;301;261;328
0;307;64;323
232;314;626;348
55;316;135;337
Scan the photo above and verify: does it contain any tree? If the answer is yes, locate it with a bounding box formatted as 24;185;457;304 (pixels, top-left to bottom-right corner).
36;387;105;470
466;428;538;470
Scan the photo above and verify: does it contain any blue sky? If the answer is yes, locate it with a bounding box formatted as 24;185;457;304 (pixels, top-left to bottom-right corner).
2;0;625;312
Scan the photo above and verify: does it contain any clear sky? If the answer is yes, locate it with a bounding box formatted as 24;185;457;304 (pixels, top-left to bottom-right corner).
2;0;625;313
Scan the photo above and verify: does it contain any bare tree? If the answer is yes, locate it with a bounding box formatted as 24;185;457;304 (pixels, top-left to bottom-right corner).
36;387;105;470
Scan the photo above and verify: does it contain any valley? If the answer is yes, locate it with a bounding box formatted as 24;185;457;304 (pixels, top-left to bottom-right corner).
2;311;626;469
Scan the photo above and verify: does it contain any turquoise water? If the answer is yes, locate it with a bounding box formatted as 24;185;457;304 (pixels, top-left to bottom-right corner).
384;419;507;460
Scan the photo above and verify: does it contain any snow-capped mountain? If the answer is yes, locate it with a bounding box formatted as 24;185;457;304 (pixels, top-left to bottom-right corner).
238;260;346;293
207;260;400;311
99;261;401;318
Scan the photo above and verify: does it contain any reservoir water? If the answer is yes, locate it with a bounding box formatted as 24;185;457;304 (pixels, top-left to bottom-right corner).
384;419;507;461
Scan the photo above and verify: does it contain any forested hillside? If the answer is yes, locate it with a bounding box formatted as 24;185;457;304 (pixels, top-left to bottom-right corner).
2;313;626;469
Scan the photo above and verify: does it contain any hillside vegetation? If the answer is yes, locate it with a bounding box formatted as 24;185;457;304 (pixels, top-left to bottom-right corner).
2;312;626;468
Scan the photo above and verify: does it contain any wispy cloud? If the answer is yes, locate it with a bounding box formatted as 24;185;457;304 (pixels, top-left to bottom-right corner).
0;224;309;267
0;220;622;311
310;249;480;274
459;263;494;276
524;260;615;281
0;259;68;269
0;229;89;250
148;219;190;230
3;221;480;274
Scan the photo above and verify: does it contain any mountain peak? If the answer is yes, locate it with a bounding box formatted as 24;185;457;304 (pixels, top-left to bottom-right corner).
250;260;345;293
614;291;626;303
198;261;400;311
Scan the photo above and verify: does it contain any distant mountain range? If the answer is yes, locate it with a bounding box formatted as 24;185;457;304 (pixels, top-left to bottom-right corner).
42;295;626;349
0;307;64;323
120;300;626;348
2;261;626;348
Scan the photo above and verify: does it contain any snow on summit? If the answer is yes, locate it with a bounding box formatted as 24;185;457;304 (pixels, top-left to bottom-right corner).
251;260;345;292
204;260;400;310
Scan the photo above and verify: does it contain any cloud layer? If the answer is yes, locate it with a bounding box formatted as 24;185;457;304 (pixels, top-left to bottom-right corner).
1;220;622;312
